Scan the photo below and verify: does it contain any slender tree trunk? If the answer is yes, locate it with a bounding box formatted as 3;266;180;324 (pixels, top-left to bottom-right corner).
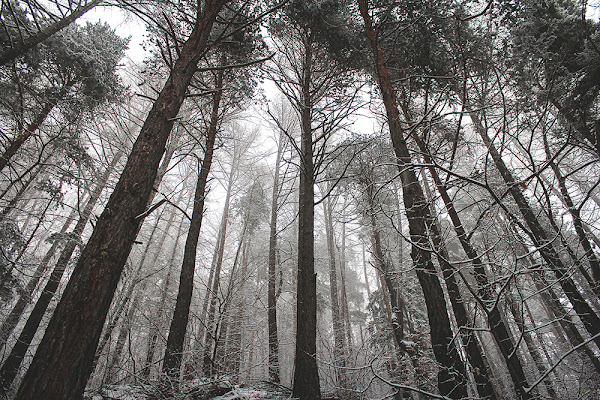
338;198;353;349
200;156;236;375
0;196;82;348
0;150;123;394
471;112;600;350
357;2;468;397
15;5;227;397
543;140;600;283
292;31;321;400
162;67;223;380
267;130;283;383
505;291;557;398
323;195;348;390
415;136;524;398
0;80;76;173
0;0;101;66
141;207;188;381
362;244;371;299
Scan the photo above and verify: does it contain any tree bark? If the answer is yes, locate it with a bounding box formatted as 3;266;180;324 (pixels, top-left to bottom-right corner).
15;4;228;397
292;30;321;400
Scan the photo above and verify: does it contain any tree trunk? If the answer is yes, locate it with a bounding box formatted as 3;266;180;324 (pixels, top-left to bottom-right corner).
543;139;600;283
162;66;224;380
15;4;227;397
292;30;321;400
415;137;524;398
0;0;101;66
338;198;353;350
323;195;348;390
141;208;188;381
267;130;283;383
0;80;77;173
200;155;236;376
471;112;600;350
0;195;82;348
0;150;123;394
357;2;468;397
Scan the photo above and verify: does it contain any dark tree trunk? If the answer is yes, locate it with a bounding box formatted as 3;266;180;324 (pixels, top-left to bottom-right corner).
292;31;321;400
415;139;522;398
357;1;468;397
141;206;188;381
15;4;227;397
544;140;600;283
0;150;122;394
162;67;223;379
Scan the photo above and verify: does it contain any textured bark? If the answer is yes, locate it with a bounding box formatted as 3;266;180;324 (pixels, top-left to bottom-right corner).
162;67;223;379
15;4;227;397
292;31;321;400
267;130;283;383
0;150;122;394
471;113;600;349
357;1;467;397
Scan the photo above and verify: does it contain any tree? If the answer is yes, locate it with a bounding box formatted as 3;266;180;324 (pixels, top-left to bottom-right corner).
357;1;468;397
0;0;103;66
14;2;231;398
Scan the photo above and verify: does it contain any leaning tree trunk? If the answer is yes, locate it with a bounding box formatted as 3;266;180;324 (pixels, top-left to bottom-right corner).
162;67;223;380
141;205;188;381
0;198;81;348
0;150;123;394
415;130;525;398
15;3;228;397
358;1;467;397
543;138;600;283
470;112;600;351
0;80;77;173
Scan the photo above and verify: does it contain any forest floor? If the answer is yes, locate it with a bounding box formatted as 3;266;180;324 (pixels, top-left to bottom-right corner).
84;379;292;400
